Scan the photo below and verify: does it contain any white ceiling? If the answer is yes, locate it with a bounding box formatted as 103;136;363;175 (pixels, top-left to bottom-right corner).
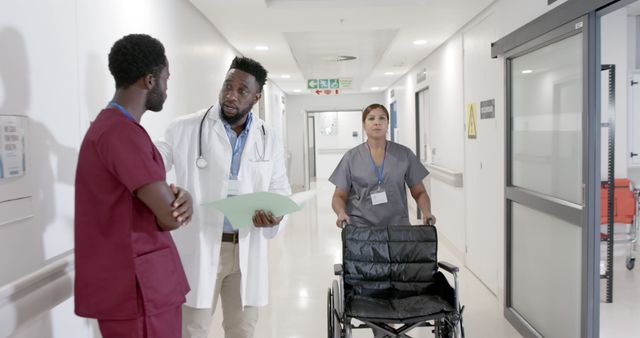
190;0;494;95
628;1;640;15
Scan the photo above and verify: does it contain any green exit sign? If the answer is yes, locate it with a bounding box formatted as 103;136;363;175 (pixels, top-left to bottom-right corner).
307;78;352;90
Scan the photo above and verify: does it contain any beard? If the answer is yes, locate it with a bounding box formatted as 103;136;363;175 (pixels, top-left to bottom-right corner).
220;106;249;126
145;84;165;112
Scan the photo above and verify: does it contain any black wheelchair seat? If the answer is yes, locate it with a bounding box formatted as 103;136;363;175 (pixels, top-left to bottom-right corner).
347;272;455;322
328;224;464;338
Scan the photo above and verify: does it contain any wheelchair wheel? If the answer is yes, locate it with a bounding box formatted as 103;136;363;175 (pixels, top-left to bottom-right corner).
331;281;343;338
344;322;352;338
327;288;334;338
435;319;453;338
626;256;635;270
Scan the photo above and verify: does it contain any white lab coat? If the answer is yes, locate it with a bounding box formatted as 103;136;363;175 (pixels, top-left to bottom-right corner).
155;107;291;308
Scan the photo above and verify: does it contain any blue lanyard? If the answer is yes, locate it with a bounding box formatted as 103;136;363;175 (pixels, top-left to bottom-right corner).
366;142;387;186
108;101;135;121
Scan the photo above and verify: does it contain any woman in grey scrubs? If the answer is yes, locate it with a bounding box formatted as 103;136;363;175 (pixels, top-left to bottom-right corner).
330;103;435;338
330;103;436;228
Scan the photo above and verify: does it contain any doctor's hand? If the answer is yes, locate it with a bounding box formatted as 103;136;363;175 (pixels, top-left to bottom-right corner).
170;184;193;226
252;210;283;228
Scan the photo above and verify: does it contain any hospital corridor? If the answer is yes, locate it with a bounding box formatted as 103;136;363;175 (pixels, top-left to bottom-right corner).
2;0;640;338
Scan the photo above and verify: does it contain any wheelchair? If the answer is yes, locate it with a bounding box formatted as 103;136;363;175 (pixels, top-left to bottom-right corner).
327;224;464;338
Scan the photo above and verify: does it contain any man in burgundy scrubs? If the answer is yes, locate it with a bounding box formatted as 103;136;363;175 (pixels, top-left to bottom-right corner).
74;34;192;338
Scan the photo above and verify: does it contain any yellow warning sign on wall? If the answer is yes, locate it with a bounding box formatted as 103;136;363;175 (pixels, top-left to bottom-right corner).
467;103;477;139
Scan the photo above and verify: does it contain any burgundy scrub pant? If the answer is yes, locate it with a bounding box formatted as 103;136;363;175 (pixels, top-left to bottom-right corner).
98;287;182;338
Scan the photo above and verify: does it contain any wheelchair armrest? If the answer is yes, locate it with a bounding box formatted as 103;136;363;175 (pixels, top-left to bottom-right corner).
438;261;459;274
334;264;343;276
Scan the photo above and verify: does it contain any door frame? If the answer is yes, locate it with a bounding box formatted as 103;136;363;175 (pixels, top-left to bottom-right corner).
504;18;590;338
415;87;430;220
390;101;398;142
415;87;430;163
504;16;596;338
307;115;316;179
494;1;638;336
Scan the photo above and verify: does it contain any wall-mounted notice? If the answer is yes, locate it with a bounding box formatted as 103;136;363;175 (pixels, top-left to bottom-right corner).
467;104;477;139
416;68;427;83
0;116;27;180
480;99;495;119
307;78;352;90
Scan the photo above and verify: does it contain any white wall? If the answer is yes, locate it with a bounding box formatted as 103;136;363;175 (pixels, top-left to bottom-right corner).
386;34;467;255
383;0;571;300
285;92;383;190
264;82;287;142
312;111;363;179
461;12;502;295
0;0;243;337
262;82;289;173
600;6;629;180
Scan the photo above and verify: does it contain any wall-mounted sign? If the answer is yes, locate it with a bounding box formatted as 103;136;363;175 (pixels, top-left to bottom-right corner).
390;89;395;98
339;78;353;89
467;104;477;139
416;68;427;83
480;99;495;119
313;89;340;95
307;78;352;90
0;116;27;180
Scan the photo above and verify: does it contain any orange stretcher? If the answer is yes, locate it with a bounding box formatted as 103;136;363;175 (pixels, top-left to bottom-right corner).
600;178;639;270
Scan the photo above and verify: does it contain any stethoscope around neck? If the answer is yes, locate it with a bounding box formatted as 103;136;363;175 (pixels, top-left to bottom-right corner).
196;105;267;169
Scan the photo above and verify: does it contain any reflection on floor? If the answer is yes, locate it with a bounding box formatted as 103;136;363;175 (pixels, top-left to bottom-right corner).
600;242;640;338
206;180;521;338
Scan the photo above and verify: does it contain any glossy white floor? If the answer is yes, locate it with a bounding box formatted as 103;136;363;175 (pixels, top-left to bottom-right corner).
206;180;521;338
600;236;640;338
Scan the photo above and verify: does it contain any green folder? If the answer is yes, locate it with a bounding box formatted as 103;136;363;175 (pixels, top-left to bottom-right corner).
202;190;316;228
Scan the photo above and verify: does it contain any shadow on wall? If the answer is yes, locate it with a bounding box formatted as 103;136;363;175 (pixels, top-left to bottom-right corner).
80;47;116;335
0;26;78;338
83;52;109;123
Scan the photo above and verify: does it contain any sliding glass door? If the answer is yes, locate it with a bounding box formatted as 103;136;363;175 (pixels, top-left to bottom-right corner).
504;15;599;338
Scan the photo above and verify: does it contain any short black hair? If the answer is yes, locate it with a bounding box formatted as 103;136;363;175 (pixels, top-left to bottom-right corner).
108;34;167;89
229;56;268;90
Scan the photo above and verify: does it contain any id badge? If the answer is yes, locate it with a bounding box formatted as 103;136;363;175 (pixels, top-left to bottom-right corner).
227;179;241;196
371;188;388;205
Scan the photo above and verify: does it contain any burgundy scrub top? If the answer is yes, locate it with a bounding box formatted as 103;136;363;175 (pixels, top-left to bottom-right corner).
74;108;189;320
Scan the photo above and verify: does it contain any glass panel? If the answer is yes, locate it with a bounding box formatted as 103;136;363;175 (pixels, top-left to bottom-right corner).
511;202;581;338
511;33;583;204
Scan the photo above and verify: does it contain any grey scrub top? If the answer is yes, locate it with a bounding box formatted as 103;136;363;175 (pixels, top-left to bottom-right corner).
329;141;429;226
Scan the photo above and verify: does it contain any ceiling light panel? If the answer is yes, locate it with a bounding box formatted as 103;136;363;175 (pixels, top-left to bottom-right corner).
266;0;427;8
284;29;398;90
